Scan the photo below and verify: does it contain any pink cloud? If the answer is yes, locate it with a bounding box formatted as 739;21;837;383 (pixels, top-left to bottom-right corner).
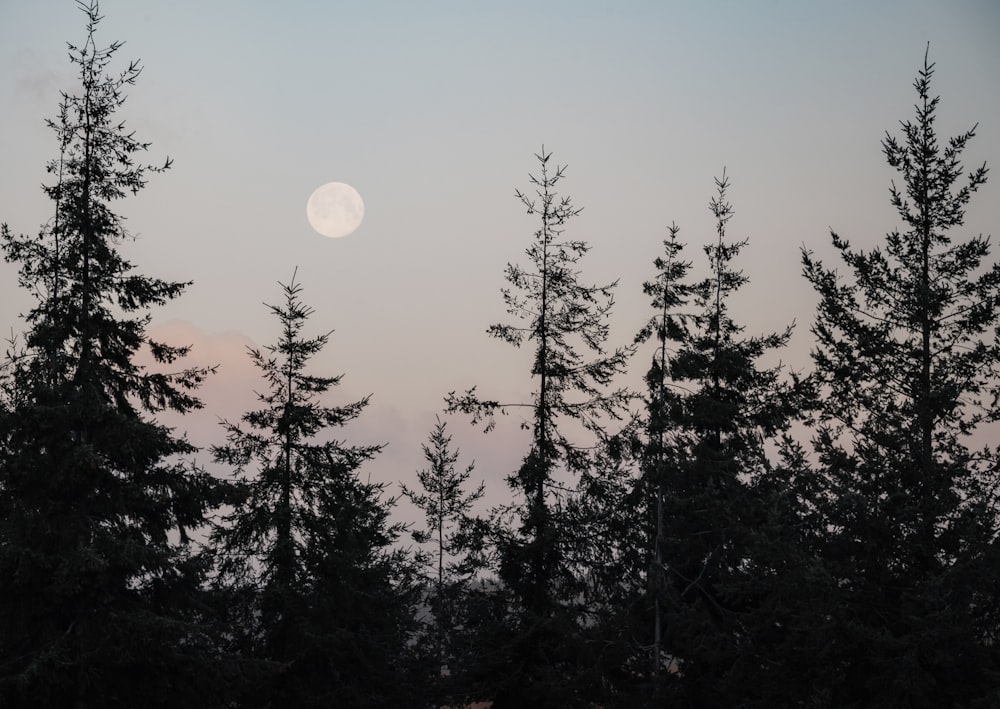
138;319;259;450
135;319;533;529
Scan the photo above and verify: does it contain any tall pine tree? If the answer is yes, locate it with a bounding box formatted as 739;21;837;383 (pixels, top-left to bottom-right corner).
647;173;804;705
0;2;227;705
802;49;1000;705
447;148;632;707
402;416;484;707
634;221;691;694
210;274;421;708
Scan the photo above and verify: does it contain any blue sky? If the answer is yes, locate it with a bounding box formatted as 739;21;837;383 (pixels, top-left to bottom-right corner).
2;0;999;516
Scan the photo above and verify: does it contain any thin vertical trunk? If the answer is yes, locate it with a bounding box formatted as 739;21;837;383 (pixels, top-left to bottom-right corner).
711;206;724;482
652;257;670;677
50;120;68;387
437;479;445;676
920;236;932;472
77;63;95;385
653;480;664;676
278;359;294;594
75;32;106;388
72;55;96;709
531;182;552;617
918;91;934;476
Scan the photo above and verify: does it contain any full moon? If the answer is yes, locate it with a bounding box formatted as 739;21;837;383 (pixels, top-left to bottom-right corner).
306;182;365;238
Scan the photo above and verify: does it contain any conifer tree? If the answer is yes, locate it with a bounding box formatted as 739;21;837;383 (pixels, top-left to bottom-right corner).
0;3;228;705
801;50;1000;705
565;224;696;707
447;148;632;707
210;274;420;708
633;222;691;692
402;416;484;706
649;173;803;705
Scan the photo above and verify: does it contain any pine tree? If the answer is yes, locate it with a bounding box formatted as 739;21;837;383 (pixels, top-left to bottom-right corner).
801;49;1000;705
402;416;484;706
0;2;228;705
650;172;804;705
633;222;691;694
447;148;632;707
210;274;420;708
564;224;696;707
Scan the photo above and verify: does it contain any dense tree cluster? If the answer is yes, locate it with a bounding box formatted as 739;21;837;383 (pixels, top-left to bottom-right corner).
2;5;998;707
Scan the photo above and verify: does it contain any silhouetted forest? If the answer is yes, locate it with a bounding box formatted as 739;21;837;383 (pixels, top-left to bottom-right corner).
2;4;999;708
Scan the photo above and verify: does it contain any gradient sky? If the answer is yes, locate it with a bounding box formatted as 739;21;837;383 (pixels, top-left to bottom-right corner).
2;1;999;521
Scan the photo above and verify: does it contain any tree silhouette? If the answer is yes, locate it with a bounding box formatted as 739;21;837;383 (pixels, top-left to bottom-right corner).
650;173;803;705
633;221;691;691
447;148;632;706
210;274;420;708
801;49;1000;705
0;2;228;705
402;415;484;705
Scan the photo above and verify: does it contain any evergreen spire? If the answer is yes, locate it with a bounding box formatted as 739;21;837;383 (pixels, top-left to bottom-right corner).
0;3;226;705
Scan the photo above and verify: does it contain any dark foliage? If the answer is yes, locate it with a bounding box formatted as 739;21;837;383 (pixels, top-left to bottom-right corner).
447;148;632;707
3;8;998;706
799;49;1000;706
632;174;809;706
402;416;486;706
0;2;230;705
210;275;423;708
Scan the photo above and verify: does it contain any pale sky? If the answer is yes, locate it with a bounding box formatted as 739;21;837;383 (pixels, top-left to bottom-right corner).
1;1;999;523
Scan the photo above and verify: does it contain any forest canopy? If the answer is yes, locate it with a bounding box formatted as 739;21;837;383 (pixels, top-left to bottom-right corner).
1;3;998;708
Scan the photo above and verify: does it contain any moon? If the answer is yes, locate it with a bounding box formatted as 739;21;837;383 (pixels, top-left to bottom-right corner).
306;182;364;238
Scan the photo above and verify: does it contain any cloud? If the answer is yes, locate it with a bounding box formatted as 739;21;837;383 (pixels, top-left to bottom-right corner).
137;319;259;451
136;319;533;532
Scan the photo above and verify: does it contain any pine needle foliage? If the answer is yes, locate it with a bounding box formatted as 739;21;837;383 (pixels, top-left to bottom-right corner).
652;173;803;705
0;2;227;705
402;416;484;705
801;49;1000;705
446;148;632;707
211;274;418;708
